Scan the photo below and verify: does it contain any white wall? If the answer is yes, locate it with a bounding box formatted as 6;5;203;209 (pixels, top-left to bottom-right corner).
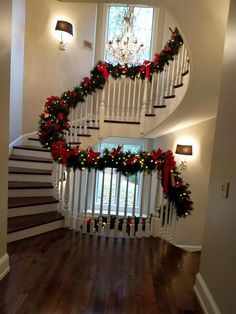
196;1;236;313
22;0;97;134
0;0;11;280
9;0;25;145
153;119;216;248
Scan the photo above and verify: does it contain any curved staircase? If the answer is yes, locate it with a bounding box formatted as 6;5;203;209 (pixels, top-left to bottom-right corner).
7;38;190;242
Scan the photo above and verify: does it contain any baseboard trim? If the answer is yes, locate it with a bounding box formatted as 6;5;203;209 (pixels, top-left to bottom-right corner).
0;253;10;281
175;245;202;252
9;131;37;154
194;273;221;314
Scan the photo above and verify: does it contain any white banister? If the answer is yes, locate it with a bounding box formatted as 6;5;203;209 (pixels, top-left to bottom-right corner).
90;169;97;235
98;169;105;236
130;173;138;239
137;172;146;238
145;171;152;238
122;175;129;238
59;164;65;212
69;169;76;230
114;172;121;238
99;87;106;136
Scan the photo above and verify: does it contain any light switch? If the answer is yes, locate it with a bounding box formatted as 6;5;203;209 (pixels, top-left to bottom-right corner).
220;182;230;199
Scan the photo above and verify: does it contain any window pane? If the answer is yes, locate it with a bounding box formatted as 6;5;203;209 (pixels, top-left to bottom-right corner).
105;5;154;65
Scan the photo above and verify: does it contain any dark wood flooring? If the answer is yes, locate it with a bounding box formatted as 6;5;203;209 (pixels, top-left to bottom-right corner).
0;230;203;314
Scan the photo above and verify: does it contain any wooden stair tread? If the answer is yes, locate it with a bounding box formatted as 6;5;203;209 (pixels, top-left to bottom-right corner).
8;181;53;189
174;83;184;88
8;167;51;175
153;105;167;108
104;120;140;125
9;154;52;163
163;95;176;99
145;113;156;117
8;211;63;233
72;126;99;130
8;196;58;208
67;133;91;137
13;145;49;152
28;137;40;141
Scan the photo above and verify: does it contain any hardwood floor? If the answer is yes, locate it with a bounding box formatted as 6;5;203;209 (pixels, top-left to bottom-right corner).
0;230;203;314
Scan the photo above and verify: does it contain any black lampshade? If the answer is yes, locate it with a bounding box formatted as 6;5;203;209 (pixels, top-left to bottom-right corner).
175;144;192;155
55;20;73;36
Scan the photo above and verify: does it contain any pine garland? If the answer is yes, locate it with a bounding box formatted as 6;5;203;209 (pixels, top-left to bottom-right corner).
38;28;193;218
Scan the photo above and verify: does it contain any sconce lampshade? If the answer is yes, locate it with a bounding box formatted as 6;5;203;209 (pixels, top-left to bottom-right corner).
175;144;192;155
55;20;73;36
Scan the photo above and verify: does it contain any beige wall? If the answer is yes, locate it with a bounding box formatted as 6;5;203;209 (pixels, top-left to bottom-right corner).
153;119;216;247
0;0;11;279
197;1;236;313
9;0;25;144
23;0;97;134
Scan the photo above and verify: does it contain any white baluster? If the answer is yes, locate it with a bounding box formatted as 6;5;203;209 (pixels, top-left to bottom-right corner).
69;169;76;230
99;87;106;136
114;172;121;238
148;75;155;114
63;167;71;228
121;77;127;120
126;80;132;121
90;169;97;235
98;169;105;236
82;170;90;234
137;172;145;238
131;78;137;121
75;170;82;232
137;78;142;119
117;79;121;120
145;171;152;238
106;168;113;237
111;79;116;120
59;164;65;212
151;170;162;237
160;67;166;106
106;79;111;118
95;91;99;127
84;98;88;134
140;79;148;134
122;175;129;238
55;162;60;199
130;173;138;239
154;73;160;106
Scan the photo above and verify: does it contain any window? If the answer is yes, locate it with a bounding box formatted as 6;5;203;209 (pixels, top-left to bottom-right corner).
105;5;154;65
95;140;145;215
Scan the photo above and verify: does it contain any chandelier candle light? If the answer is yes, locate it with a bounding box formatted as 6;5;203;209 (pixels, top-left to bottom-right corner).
106;6;145;66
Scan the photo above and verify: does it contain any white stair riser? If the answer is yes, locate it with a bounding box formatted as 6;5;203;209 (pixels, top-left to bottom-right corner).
8;202;59;217
8;173;52;182
9;160;53;170
12;148;51;159
8;188;56;198
7;219;64;243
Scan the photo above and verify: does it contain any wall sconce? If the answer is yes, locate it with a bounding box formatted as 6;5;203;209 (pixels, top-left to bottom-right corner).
175;144;192;170
55;20;73;50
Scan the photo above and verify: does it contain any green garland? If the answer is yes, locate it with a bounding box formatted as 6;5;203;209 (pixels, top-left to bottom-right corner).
37;28;193;218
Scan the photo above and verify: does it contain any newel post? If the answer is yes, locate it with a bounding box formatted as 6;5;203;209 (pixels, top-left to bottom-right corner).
140;78;148;134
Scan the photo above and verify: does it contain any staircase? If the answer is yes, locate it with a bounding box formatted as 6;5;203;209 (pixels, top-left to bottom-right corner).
7;37;191;242
7;141;64;242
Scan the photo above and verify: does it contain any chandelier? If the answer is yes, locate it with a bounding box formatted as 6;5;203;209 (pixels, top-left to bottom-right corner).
105;6;144;66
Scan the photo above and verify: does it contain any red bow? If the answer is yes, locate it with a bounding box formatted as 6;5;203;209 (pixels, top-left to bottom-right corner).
70;145;80;157
153;53;159;67
163;150;176;193
57;112;64;121
51;141;68;165
111;145;122;156
83;77;91;86
151;148;162;162
97;63;109;78
139;60;151;79
165;46;172;52
87;147;100;163
46;96;57;104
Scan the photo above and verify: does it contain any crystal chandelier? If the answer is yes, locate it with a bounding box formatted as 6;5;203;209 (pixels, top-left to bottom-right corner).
105;6;144;66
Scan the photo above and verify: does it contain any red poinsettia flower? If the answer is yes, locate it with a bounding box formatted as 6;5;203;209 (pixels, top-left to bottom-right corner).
83;77;91;86
58;112;64;121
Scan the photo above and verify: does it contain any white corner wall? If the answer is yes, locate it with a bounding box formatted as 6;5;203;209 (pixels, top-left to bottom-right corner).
195;1;236;313
153;118;216;248
0;0;11;280
9;0;25;145
22;0;97;134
